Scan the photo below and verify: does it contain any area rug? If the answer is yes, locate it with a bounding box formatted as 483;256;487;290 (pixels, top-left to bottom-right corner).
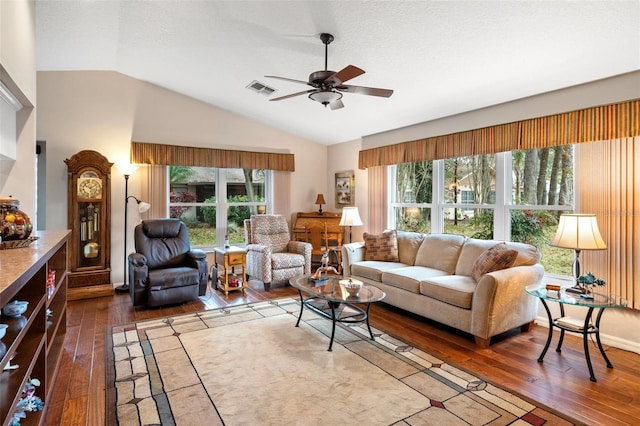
106;298;576;425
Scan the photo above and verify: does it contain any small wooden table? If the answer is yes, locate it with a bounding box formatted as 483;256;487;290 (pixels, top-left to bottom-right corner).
214;246;247;295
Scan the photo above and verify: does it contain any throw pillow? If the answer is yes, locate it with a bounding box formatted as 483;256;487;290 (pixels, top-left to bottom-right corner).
471;243;518;282
364;230;400;262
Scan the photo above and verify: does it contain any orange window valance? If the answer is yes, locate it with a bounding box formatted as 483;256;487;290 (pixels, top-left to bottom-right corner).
131;141;295;171
359;99;640;168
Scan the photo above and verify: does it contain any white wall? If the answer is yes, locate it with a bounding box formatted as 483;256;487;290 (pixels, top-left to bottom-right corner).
327;139;369;241
0;0;36;219
329;71;640;353
36;70;329;284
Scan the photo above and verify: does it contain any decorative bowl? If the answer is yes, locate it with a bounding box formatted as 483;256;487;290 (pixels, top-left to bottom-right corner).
340;278;363;297
2;300;28;317
0;324;7;339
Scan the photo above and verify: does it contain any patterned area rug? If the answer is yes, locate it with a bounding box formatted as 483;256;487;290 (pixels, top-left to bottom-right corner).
106;298;576;425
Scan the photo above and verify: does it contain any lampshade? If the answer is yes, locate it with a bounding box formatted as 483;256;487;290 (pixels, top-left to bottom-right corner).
309;90;342;106
550;214;606;250
115;163;139;177
339;207;363;227
315;194;326;205
138;201;151;214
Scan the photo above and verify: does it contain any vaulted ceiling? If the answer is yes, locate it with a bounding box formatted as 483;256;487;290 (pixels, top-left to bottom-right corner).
35;0;640;145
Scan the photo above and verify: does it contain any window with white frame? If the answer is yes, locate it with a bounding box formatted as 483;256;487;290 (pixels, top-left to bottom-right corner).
168;166;271;248
390;147;574;275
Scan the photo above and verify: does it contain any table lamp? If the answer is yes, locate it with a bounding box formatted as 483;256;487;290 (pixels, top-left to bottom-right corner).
550;213;606;294
315;194;326;215
339;206;363;243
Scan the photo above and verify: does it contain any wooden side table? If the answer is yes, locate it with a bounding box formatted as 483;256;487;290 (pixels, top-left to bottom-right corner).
214;246;247;295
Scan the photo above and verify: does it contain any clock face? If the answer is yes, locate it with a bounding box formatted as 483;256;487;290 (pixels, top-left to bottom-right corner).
78;177;102;199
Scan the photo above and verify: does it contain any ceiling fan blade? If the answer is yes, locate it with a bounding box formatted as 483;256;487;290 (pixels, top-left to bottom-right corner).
337;85;394;98
265;75;312;86
269;89;317;101
329;99;344;110
324;65;365;86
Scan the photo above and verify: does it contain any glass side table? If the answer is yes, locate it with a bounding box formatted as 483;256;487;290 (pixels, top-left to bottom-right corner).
525;285;627;382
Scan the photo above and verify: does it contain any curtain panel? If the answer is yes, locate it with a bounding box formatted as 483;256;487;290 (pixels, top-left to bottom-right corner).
359;99;640;169
577;137;640;309
131;141;295;171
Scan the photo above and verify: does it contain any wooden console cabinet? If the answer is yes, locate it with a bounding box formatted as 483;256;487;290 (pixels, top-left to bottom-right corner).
0;230;70;425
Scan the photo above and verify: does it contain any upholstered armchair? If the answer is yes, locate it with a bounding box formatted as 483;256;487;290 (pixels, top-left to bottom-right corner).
128;219;208;307
244;214;311;290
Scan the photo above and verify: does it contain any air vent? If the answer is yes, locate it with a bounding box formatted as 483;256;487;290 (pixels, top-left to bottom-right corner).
246;80;277;96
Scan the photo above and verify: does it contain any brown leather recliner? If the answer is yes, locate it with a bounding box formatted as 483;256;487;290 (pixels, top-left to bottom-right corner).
128;219;208;307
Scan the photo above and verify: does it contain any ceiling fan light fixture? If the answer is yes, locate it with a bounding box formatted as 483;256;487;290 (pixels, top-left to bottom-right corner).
309;90;342;106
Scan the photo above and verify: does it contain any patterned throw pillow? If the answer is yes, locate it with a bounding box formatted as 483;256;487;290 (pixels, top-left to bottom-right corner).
471;243;518;282
364;230;400;262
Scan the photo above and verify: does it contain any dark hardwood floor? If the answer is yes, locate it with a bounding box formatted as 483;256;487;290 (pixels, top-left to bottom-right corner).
45;281;640;425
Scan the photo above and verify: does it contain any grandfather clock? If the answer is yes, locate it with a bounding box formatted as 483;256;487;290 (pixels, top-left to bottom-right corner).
65;150;114;300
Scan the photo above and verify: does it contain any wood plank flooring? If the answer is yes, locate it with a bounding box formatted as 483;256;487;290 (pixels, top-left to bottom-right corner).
45;281;640;425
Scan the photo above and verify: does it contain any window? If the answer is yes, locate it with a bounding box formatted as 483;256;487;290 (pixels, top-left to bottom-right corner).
169;166;270;248
389;147;574;275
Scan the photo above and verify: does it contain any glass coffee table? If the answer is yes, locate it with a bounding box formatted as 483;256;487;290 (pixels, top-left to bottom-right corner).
289;275;386;351
526;284;627;382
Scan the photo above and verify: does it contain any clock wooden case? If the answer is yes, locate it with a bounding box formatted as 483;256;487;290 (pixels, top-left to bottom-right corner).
65;150;114;300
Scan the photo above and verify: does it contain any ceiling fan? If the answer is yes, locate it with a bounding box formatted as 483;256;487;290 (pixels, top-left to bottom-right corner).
265;33;393;110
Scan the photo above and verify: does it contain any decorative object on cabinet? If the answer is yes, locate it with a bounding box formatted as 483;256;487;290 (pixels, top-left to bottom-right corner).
314;193;326;215
115;163;150;294
550;214;607;296
335;171;355;208
0;230;70;425
65;150;113;300
1;301;28;317
0;196;34;246
339;206;363;243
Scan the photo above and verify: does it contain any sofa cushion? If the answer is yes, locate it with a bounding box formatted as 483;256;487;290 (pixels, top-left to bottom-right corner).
470;243;518;282
396;231;425;265
271;252;305;269
382;266;450;294
350;261;407;282
414;234;466;273
364;230;400;262
419;275;477;309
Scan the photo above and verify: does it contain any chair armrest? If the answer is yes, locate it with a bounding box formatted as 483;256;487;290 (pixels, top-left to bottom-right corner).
246;243;273;257
287;241;312;275
341;242;365;277
186;249;209;296
245;243;274;283
188;248;207;260
128;253;149;307
128;252;147;267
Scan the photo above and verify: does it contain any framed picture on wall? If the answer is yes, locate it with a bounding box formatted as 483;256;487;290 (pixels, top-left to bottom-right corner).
335;171;355;208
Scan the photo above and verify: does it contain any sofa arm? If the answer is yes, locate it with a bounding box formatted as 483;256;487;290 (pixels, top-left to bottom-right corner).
471;264;544;342
129;252;147;267
287;241;312;275
341;242;365;277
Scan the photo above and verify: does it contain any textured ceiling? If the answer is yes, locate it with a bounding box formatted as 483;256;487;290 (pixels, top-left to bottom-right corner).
35;0;640;145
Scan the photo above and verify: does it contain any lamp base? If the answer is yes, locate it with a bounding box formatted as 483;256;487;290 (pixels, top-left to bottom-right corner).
115;284;129;293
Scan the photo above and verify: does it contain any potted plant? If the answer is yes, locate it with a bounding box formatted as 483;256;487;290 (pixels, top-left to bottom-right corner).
575;272;605;298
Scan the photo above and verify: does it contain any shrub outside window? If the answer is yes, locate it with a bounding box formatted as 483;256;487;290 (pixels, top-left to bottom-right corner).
169;166;270;248
390;147;574;276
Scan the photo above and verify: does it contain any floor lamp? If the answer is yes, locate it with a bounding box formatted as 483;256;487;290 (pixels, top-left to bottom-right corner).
114;164;150;293
339;206;363;243
550;213;606;295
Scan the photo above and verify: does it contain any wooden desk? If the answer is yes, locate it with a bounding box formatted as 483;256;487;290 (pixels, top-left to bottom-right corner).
293;212;343;246
293;212;343;272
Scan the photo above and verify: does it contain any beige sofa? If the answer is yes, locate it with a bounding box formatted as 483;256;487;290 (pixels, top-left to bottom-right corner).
341;231;544;347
